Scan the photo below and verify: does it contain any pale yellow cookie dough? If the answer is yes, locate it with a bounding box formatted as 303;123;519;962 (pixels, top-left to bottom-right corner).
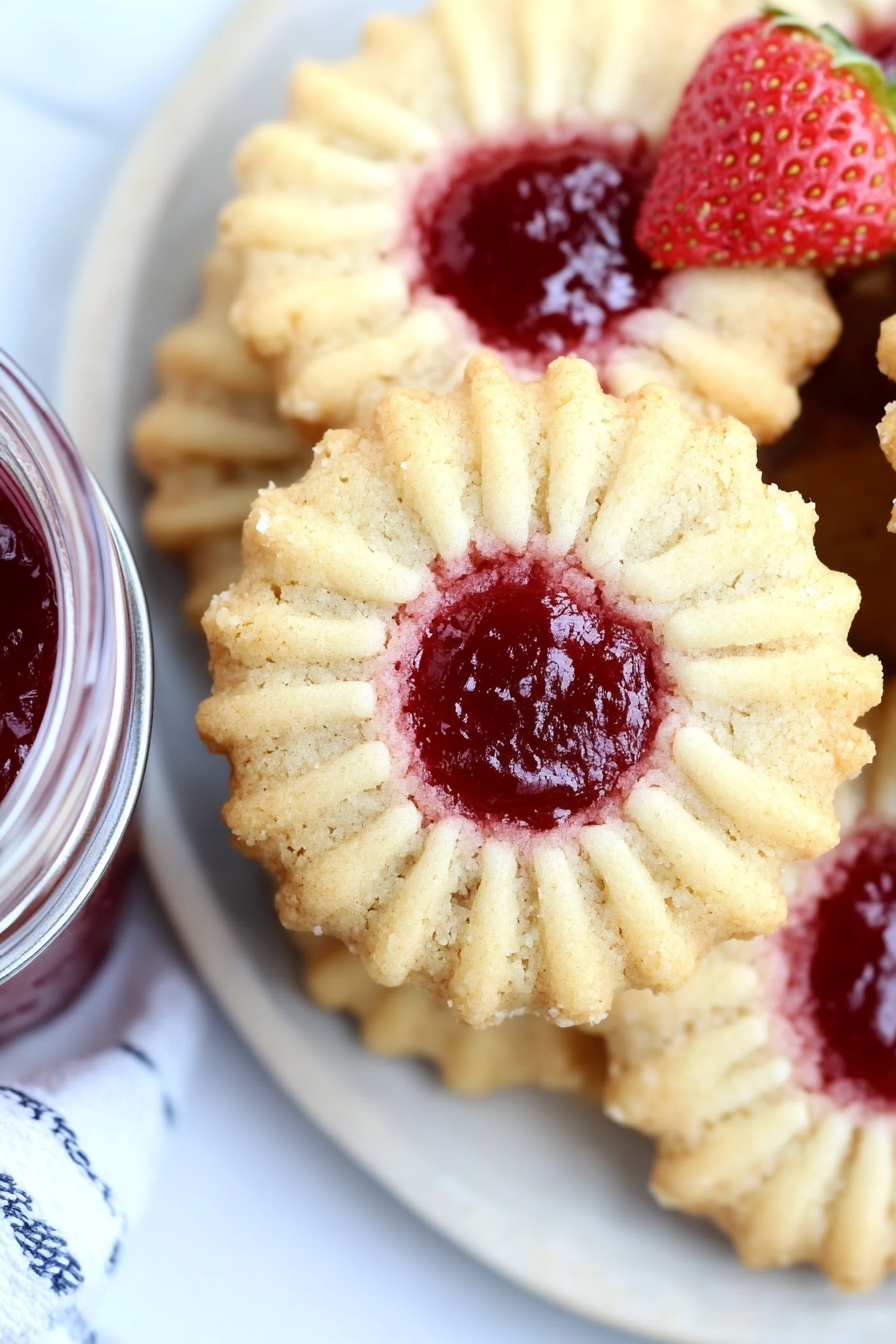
297;933;605;1095
218;0;877;443
764;383;896;664
876;309;896;534
604;686;896;1292
132;249;313;622
197;353;880;1027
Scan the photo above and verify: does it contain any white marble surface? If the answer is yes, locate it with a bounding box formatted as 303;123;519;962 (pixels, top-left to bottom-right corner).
0;4;638;1341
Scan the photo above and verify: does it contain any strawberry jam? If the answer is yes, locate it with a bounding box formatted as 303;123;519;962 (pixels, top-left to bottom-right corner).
399;554;661;831
859;24;896;77
783;825;896;1107
0;468;57;804
414;136;658;364
0;832;134;1045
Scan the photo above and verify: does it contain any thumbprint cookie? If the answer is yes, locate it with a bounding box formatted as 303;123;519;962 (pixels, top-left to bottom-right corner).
219;0;854;443
605;687;896;1290
197;354;880;1026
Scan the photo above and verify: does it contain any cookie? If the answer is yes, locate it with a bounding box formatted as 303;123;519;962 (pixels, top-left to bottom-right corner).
604;685;896;1291
132;249;313;621
197;353;880;1027
296;932;604;1095
819;260;896;420
182;534;246;629
764;336;896;666
876;306;896;533
219;0;856;444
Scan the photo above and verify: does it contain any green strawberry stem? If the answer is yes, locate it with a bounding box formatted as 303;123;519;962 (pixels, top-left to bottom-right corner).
764;5;896;134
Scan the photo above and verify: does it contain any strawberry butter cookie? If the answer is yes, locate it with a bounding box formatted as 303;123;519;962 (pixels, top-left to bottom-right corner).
197;355;880;1027
219;0;865;443
604;687;896;1290
132;249;313;624
296;933;606;1096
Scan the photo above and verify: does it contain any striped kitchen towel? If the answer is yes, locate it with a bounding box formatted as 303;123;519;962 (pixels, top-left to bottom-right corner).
0;957;203;1343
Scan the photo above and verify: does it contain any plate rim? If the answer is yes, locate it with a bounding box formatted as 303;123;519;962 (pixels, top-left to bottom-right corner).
58;3;676;1334
59;0;292;491
138;758;682;1342
56;5;896;1339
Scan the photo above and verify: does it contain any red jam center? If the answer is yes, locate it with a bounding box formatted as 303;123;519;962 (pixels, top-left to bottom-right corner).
400;556;660;831
414;136;658;362
859;24;896;76
0;468;57;804
796;826;896;1105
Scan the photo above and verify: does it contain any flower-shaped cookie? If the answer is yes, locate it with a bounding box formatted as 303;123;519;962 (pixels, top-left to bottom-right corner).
765;371;896;663
296;933;605;1095
197;354;880;1026
132;249;313;623
219;0;863;444
604;686;896;1291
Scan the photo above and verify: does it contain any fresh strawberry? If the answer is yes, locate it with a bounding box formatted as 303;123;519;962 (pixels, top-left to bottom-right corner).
636;9;896;269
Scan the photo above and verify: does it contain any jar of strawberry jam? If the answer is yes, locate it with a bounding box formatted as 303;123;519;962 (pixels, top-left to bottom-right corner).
0;352;151;1043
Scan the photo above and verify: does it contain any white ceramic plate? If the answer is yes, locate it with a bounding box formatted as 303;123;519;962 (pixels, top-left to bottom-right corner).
59;3;896;1338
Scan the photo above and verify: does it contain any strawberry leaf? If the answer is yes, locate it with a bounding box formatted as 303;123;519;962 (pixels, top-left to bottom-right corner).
764;5;896;134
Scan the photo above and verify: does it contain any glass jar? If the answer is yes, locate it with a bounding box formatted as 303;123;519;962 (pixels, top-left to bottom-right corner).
0;351;152;1043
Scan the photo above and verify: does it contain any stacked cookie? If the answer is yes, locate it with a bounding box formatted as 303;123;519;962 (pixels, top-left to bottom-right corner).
133;249;313;624
136;0;896;1290
606;689;896;1290
296;932;606;1096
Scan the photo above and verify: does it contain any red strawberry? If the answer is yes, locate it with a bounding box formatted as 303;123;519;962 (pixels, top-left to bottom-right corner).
636;9;896;269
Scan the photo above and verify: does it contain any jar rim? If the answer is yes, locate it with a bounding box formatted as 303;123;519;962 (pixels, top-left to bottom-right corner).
0;351;152;981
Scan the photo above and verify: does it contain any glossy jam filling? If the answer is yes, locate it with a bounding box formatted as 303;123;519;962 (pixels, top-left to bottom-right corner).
414;135;658;363
0;468;57;804
398;554;661;831
859;24;896;76
781;825;896;1107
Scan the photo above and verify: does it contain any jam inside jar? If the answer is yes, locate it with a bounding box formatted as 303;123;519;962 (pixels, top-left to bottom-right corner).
0;467;58;804
0;352;151;1045
0;834;136;1043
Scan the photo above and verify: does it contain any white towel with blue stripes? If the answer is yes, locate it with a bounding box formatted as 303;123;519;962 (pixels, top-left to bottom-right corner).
0;956;203;1343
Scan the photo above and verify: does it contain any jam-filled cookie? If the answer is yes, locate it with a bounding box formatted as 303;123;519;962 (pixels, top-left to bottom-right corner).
604;686;896;1291
197;353;880;1026
219;0;861;444
132;249;313;623
296;933;605;1095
